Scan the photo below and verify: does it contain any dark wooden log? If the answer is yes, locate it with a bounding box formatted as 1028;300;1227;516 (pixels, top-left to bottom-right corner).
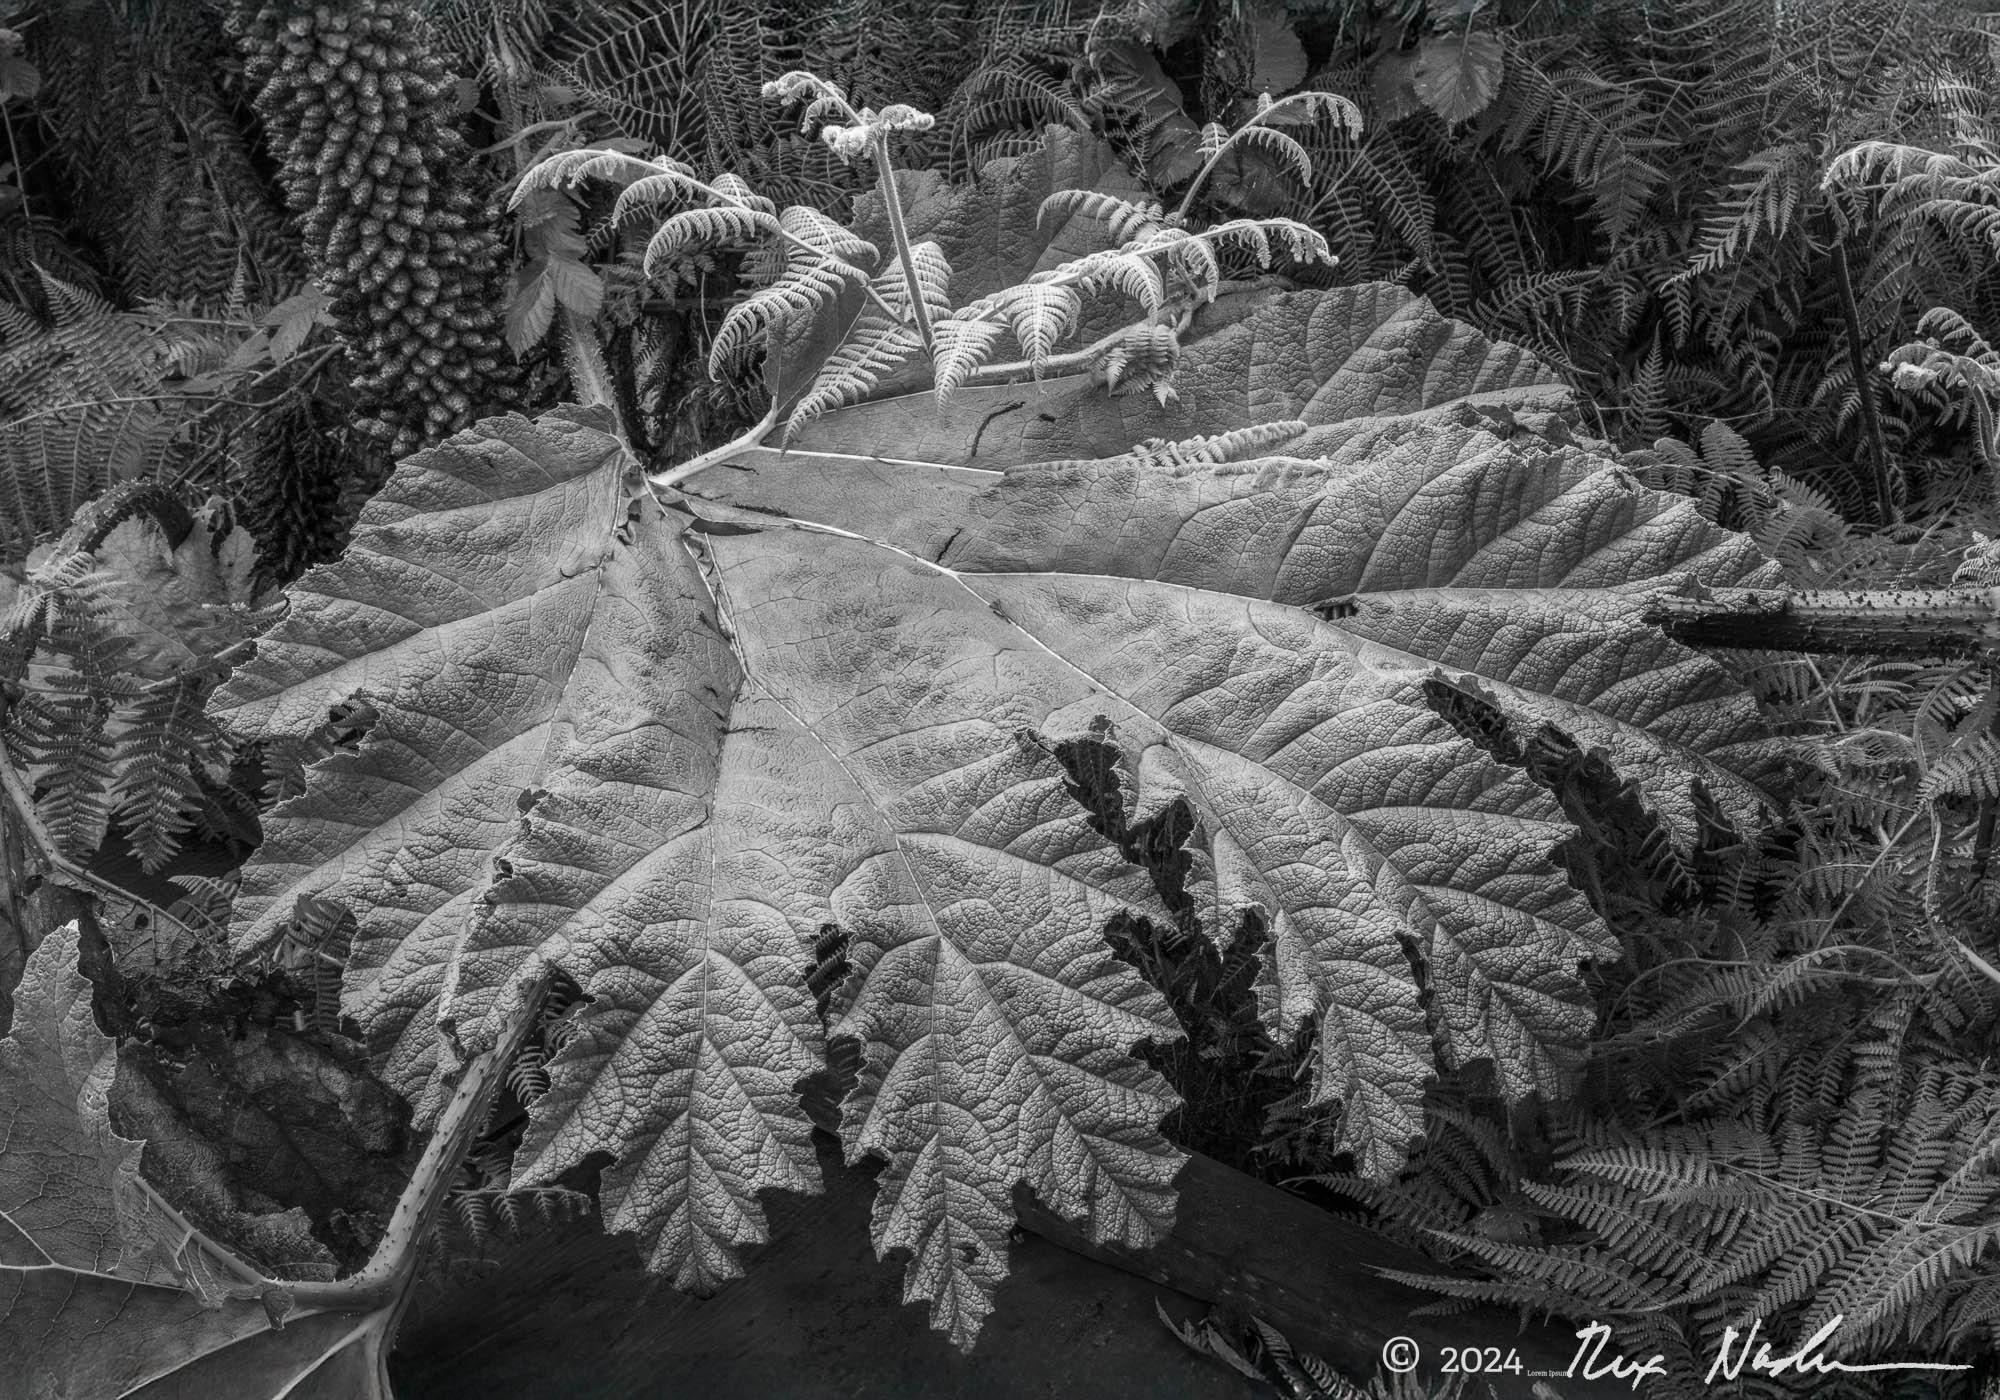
395;1133;1270;1400
802;1073;1620;1395
1014;1152;1614;1399
396;1134;1635;1400
1650;587;2000;659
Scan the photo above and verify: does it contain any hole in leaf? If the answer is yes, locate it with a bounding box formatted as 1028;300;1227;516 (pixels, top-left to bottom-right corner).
806;923;852;1023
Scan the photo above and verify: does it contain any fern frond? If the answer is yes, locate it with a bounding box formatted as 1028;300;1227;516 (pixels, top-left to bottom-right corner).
1222;122;1315;188
109;675;227;872
711;212;874;380
1098;322;1181;397
784;240;951;433
1038;188;1171;244
1518;1181;1713;1291
1348;131;1435;266
776;204;878;267
165;871;240;942
1825;139;1982;194
643;205;785;274
1032;248;1166;314
543;2;711;157
1127;421;1308;468
930;318;1008;404
512;147;686;209
1920;734;2000;801
995;283;1082;369
275;894;355;1036
1682;144;1812;278
609;168;712;227
949;55;1092;173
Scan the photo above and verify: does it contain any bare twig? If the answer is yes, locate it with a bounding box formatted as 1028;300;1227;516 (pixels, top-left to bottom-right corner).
1953;936;2000;989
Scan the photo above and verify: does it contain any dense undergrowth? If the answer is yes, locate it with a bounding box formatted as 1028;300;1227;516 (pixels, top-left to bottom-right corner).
2;2;2000;1397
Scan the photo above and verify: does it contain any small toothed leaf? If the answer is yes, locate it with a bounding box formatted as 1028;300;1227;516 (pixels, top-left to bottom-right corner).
1411;31;1506;125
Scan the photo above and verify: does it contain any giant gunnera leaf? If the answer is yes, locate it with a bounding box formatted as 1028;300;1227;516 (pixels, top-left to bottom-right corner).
207;136;1780;1348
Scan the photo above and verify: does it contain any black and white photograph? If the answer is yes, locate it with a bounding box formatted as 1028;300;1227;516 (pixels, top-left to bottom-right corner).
2;2;1998;1396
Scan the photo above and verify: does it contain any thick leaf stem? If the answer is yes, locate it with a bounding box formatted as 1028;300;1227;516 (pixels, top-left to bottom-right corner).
648;400;781;493
872;132;934;357
280;976;551;1315
560;305;620;421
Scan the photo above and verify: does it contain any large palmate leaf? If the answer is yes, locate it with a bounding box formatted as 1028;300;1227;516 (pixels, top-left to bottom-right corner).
0;923;401;1398
208;139;1779;1348
211;406;1178;1342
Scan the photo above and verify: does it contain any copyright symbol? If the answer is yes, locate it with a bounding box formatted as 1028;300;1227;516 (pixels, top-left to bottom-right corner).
1381;1336;1421;1374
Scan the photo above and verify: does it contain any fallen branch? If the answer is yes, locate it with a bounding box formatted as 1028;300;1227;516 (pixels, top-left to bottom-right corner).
1650;587;2000;659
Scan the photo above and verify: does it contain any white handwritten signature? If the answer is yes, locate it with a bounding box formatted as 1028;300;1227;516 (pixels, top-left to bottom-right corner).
1563;1316;1971;1391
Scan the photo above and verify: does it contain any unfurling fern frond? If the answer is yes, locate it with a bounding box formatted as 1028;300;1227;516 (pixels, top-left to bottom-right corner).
1882;305;2000;469
1098;321;1181;398
519;142;894;386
